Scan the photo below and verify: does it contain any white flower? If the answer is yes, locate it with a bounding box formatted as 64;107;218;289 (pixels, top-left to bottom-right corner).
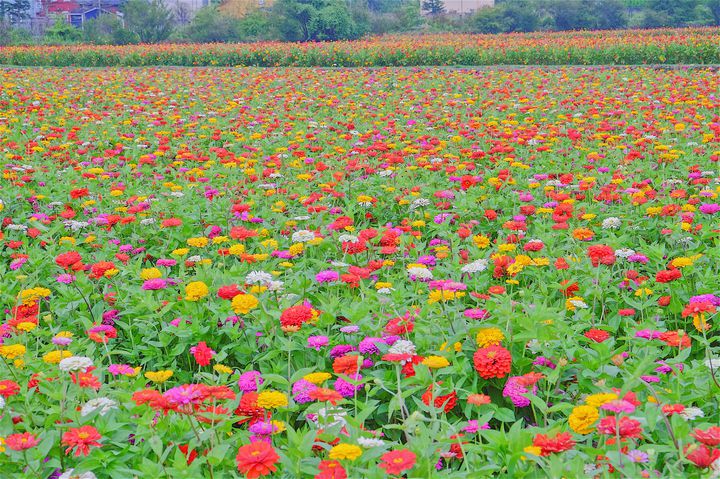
0;396;5;410
569;299;589;309
169;192;184;198
407;267;433;280
292;230;315;243
705;358;720;369
59;470;98;479
338;234;359;244
292;215;310;221
679;407;704;421
245;271;273;285
64;220;90;231
410;198;431;209
388;339;416;356
266;280;284;292
59;356;93;373
461;259;489;274
330;261;350;267
187;255;203;263
615;248;635;259
314;407;347;428
81;398;118;417
357;437;384;448
377;288;393;295
140;218;156;226
378;170;393;177
602;217;621;229
5;224;27;231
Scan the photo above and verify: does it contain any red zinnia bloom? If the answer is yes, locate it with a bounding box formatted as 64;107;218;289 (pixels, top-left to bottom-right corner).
421;383;457;413
178;444;198;465
692;426;720;446
332;355;362;376
587;245;615;267
308;387;343;405
55;251;83;270
473;345;512;379
280;305;314;328
379;449;417;475
0;379;20;398
218;284;242;300
659;330;691;348
656;269;682;283
191;341;215;367
235;392;267;425
532;432;575;456
584;329;610;343
6;432;39;451
62;425;102;456
315;460;347;479
597;416;643;438
662;404;685;416
89;261;116;279
685;444;720;468
618;308;635;317
235;442;280;478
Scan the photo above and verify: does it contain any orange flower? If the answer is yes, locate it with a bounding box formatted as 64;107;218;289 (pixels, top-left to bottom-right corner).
62;425;102;456
332;355;362;376
235;442;280;479
309;387;343;405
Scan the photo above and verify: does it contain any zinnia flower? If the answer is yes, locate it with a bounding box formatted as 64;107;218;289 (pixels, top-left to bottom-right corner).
473;345;512;379
62;426;102;456
379;449;417;475
235;442;280;478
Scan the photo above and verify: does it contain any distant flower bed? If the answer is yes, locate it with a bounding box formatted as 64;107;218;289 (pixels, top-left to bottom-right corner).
1;28;720;66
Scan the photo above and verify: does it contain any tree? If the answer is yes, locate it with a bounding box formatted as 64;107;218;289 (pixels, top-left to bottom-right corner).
44;15;82;43
0;0;30;24
123;0;174;43
499;0;538;32
642;0;700;26
422;0;444;15
83;14;139;44
272;0;364;42
182;6;239;42
707;0;720;25
472;6;507;33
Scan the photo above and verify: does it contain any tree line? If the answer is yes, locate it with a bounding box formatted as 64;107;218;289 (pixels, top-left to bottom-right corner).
1;0;719;45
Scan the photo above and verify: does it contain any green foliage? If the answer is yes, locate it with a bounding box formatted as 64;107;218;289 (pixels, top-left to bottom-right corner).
0;19;33;44
123;0;174;43
180;6;239;42
83;14;139;45
422;0;445;15
44;15;82;44
272;0;366;42
0;0;30;23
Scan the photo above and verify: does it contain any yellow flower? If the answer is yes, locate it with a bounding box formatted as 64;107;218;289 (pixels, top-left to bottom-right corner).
0;344;26;359
232;294;259;314
172;248;190;257
145;370;174;383
213;364;233;375
140;268;162;280
185;281;209;301
289;243;304;256
43;350;72;364
304;372;332;385
523;446;542;457
271;420;286;434
585;393;618;407
473;235;490;249
634;288;653;297
476;328;504;348
0;437;5;453
428;290;465;304
498;243;516;252
19;287;51;305
423;356;450;369
568;405;599;434
329;443;362;461
670;257;693;268
375;282;392;290
187;237;209;248
16;322;37;332
228;244;246;256
257;390;288;409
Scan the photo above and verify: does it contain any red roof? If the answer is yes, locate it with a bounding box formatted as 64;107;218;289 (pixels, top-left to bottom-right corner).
46;1;81;13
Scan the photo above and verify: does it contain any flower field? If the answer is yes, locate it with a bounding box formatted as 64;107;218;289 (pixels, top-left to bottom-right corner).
1;28;720;67
0;64;719;478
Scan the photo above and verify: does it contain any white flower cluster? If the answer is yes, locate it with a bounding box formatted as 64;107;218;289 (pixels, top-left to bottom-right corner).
59;356;93;373
388;339;416;356
461;259;489;274
81;397;118;417
601;217;621;229
291;230;316;243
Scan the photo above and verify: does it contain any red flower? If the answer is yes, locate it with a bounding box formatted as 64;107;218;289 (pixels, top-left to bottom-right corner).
618;308;635;317
554;257;570;270
62;425;102;456
235;442;280;478
280;305;314;328
332;355;362;376
235;392;267;426
692;427;720;446
0;380;20;398
55;251;83;270
421;383;457;413
656;269;682;283
532;432;575;456
659;330;691;348
473;345;512;379
587;245;615;267
89;261;116;279
218;284;242;300
379;449;417;475
191;341;215;367
662;404;685;416
6;432;39;451
597;416;643;438
584;329;610;343
315;460;347;479
384;317;414;335
70;188;89;199
685;444;720;468
178;444;198;465
309;387;344;405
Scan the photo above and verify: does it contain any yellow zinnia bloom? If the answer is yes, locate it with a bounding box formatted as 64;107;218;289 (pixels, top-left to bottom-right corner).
329;443;362;461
